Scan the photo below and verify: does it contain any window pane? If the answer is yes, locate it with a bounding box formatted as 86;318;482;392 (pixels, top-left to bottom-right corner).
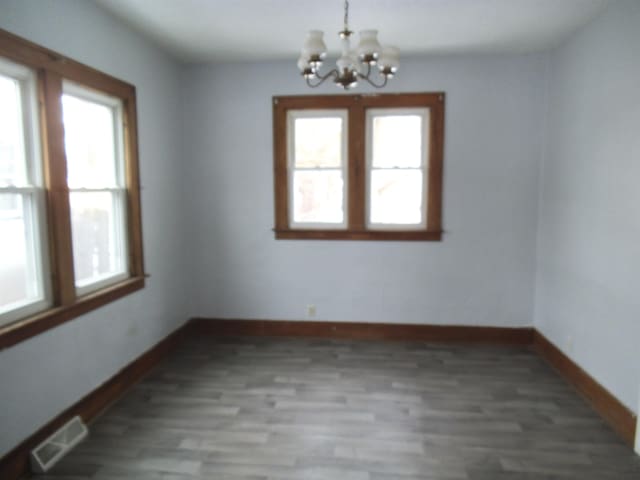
70;191;126;287
0;194;42;313
294;117;342;168
62;94;118;188
370;170;423;225
372;115;424;168
293;170;344;224
0;74;27;186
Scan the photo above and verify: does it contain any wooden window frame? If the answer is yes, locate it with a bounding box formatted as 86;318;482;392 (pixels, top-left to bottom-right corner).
273;92;445;241
0;29;145;350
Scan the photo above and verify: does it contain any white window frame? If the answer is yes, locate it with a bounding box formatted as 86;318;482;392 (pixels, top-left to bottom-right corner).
365;107;430;231
286;109;349;230
0;57;51;326
62;81;129;296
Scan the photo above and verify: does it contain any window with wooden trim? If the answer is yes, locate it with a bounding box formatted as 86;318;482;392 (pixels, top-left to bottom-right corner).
273;93;444;241
0;29;145;348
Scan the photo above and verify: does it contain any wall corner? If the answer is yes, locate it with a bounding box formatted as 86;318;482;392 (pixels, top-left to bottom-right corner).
635;387;640;455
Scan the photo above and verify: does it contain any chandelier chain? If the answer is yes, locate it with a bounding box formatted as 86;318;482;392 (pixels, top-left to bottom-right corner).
343;0;349;30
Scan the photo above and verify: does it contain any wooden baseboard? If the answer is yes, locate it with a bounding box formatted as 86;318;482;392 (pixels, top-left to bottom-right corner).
0;322;189;480
532;331;637;447
190;317;535;344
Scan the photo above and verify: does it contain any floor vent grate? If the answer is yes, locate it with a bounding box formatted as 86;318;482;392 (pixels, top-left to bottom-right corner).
30;416;88;473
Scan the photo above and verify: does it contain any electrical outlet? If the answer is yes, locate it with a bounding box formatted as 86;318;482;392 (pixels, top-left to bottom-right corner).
306;304;316;317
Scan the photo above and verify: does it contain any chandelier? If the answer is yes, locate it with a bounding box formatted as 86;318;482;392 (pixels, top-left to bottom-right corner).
297;0;400;89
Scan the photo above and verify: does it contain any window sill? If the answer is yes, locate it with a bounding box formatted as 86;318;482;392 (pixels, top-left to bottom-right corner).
0;276;145;350
274;229;443;241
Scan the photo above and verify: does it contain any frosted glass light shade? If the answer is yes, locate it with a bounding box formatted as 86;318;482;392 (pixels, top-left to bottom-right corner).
302;30;327;59
336;52;356;72
297;54;315;78
378;46;400;73
297;54;309;71
349;50;363;74
357;30;381;61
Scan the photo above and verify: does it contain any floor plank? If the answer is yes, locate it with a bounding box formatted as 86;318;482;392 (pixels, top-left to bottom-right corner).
39;336;640;479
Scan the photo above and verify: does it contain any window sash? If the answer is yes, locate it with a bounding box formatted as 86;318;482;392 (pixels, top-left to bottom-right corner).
0;58;51;326
69;187;129;296
62;81;126;189
365;108;429;230
287;109;348;229
0;57;43;188
0;189;51;325
61;82;129;294
367;168;426;230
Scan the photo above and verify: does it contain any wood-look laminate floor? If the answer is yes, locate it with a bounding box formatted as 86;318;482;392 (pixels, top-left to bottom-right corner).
39;336;640;480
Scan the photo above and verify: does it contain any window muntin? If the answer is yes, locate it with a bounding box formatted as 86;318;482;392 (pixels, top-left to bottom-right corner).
366;108;429;229
62;83;129;295
287;109;348;229
0;58;50;325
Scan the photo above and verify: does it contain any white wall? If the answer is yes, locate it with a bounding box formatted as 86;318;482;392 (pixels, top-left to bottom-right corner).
183;54;547;327
0;0;190;457
534;0;640;412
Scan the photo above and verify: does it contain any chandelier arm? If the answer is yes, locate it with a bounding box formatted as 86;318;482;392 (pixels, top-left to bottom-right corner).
358;70;389;89
356;63;389;89
305;69;339;88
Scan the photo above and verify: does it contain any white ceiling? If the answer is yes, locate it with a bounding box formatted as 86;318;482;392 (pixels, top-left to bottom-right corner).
94;0;612;63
